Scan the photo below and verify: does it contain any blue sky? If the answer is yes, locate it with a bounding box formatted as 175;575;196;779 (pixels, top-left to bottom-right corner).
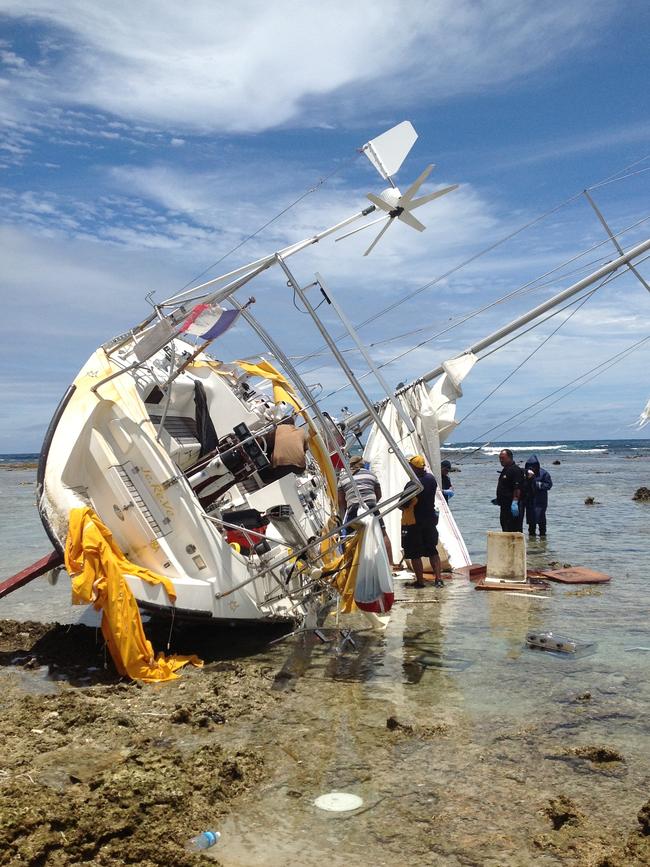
1;0;650;452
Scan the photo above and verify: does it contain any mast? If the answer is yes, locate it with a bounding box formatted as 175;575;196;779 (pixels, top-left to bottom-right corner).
161;205;376;308
345;235;650;428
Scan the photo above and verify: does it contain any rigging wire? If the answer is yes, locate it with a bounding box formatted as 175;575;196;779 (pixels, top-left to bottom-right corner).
589;165;650;191
365;215;650;351
448;252;650;444
304;214;650;385
456;288;599;427
171;152;361;296
585;153;650;191
459;333;650;452
282;237;629;363
287;210;650;367
283;255;649;426
485;335;650;443
292;153;650;370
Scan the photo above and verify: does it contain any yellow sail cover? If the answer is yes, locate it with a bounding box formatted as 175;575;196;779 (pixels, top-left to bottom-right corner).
65;507;202;683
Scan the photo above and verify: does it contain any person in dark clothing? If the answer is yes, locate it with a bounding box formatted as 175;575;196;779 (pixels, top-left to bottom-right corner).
400;455;443;588
440;459;454;503
524;454;553;536
496;449;525;532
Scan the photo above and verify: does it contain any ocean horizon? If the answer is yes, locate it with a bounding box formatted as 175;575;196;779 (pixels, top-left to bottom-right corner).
4;437;650;464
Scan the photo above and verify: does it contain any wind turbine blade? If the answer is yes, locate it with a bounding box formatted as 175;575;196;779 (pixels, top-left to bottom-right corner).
399;164;434;205
363;218;394;256
397;210;426;232
335;215;389;243
366;192;394;213
408;184;459;211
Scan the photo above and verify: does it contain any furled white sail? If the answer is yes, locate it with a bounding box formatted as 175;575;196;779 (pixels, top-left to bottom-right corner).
363;353;477;570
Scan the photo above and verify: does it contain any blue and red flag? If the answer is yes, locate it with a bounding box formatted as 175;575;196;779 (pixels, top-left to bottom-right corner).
180;303;240;340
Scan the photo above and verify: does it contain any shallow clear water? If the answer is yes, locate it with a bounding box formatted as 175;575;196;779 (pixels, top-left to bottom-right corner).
211;441;650;865
0;465;76;623
2;443;650;864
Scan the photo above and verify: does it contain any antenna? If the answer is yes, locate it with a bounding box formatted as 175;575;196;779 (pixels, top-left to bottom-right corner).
340;121;459;255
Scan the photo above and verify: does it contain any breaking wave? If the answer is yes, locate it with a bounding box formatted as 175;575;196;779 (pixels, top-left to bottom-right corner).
441;442;610;456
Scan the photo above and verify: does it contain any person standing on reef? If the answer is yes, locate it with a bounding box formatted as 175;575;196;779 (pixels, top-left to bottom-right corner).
496;449;525;532
524;454;553;537
338;455;394;566
400;455;443;588
440;459;454;504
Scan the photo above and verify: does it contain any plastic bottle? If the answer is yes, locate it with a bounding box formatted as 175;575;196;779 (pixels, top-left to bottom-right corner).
526;631;577;653
185;830;221;852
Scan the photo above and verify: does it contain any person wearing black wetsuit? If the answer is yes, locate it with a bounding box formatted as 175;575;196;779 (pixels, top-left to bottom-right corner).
440;459;454;503
496;448;525;532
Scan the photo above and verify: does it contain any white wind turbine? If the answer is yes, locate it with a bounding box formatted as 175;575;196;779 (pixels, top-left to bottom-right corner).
337;121;459;255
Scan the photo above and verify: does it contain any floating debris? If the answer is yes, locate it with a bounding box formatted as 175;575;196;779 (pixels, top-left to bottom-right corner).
526;632;587;654
314;792;363;812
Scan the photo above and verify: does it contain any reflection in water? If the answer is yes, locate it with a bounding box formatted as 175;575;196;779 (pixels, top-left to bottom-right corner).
485;591;547;657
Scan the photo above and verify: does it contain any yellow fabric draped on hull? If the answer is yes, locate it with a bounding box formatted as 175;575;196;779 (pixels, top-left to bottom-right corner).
331;524;366;614
65;507;203;683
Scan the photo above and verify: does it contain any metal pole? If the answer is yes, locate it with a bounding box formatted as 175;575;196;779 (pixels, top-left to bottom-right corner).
345;235;650;428
228;293;366;508
583;191;650;293
161;205;376;307
315;272;416;433
277;255;421;490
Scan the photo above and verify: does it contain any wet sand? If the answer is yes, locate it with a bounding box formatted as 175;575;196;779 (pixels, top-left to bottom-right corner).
1;616;649;866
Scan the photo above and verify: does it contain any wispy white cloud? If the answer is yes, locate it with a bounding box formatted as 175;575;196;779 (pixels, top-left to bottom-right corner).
2;0;649;449
1;1;611;134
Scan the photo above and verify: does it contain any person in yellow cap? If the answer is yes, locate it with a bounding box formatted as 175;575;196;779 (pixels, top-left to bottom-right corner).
399;455;443;588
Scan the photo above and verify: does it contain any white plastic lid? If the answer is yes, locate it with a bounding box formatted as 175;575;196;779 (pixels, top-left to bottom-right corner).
314;792;363;812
